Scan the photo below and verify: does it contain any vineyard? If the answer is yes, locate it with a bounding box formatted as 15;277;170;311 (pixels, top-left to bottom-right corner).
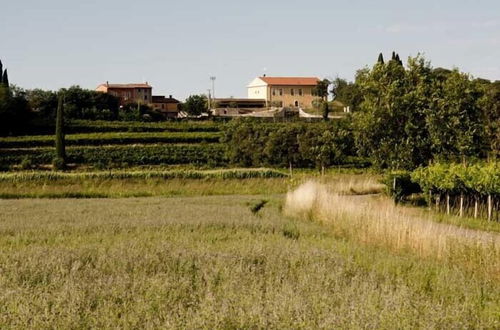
389;162;499;221
0;121;227;168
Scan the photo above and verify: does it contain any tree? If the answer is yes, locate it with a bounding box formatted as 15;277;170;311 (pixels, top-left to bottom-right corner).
353;55;433;169
321;100;329;121
313;79;330;101
330;77;363;111
479;80;500;158
0;85;31;136
54;93;66;169
182;95;207;116
427;70;486;161
2;69;8;87
377;53;385;64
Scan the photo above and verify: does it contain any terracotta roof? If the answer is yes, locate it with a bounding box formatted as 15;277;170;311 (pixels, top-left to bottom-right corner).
99;83;152;89
152;95;180;103
259;77;320;86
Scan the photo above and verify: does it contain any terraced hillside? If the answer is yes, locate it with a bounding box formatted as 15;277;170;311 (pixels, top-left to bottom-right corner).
0;120;227;168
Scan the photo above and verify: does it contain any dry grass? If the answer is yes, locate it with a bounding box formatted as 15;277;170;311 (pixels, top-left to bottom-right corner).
285;181;500;279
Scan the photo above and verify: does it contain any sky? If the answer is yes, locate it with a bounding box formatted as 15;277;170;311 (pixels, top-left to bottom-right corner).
1;0;499;100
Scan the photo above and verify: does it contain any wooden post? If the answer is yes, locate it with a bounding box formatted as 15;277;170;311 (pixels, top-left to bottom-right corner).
428;191;432;210
488;194;492;221
474;197;478;219
459;194;464;217
446;193;450;215
289;161;293;177
436;194;440;212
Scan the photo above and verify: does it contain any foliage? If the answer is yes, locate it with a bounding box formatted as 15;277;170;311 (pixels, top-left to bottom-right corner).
0;168;288;182
223;120;355;169
411;162;500;196
312;79;330;100
0;144;227;167
330;77;363;111
0;131;221;148
0;85;32;136
352;54;489;170
182;95;208;116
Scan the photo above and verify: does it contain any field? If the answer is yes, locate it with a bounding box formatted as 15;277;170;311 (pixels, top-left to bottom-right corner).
1;192;499;328
1;121;499;328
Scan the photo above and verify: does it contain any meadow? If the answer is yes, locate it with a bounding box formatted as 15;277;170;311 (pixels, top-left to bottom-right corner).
1;193;499;328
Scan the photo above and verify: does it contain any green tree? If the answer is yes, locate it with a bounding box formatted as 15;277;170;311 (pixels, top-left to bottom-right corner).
54;94;66;169
353;55;433;169
182;95;207;116
313;79;330;101
330;77;363;111
427;70;485;162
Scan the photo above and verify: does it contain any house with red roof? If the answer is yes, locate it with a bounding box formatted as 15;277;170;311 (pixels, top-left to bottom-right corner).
96;82;153;106
247;76;320;108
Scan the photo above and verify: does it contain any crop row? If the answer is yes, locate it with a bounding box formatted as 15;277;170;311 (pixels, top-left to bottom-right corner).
28;120;224;135
0;144;227;166
0;168;288;182
0;132;221;148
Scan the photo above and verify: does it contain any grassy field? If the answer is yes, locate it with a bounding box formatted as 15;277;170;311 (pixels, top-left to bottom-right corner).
1;195;499;328
0;168;382;199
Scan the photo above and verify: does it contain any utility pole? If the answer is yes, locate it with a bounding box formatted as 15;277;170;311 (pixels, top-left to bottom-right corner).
210;76;216;100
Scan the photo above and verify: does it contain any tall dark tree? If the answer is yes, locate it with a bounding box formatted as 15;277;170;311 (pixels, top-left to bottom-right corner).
54;94;66;168
377;53;385;64
2;69;9;87
0;60;3;82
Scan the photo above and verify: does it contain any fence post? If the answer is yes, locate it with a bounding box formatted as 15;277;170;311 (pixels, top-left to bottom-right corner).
446;193;450;215
474;196;478;219
488;194;492;221
459;194;464;217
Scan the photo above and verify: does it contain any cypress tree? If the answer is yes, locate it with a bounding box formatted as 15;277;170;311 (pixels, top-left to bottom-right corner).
395;54;403;66
377;53;385;64
0;60;3;83
2;69;9;87
321;101;329;121
54;94;66;169
391;51;396;60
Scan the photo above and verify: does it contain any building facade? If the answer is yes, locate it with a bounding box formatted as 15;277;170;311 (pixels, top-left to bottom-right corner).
247;76;320;108
96;82;152;105
152;95;180;118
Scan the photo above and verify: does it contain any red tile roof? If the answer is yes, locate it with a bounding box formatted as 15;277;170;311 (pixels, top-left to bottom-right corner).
259;77;320;86
99;83;152;89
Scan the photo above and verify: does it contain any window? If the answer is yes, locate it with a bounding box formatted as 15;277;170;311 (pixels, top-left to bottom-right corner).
291;88;294;96
144;95;148;101
279;89;283;96
299;89;303;96
272;89;276;96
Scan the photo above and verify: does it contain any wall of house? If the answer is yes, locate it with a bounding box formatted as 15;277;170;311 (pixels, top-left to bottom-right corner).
268;86;317;108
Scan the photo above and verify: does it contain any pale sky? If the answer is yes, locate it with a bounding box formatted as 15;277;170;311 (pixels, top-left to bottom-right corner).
2;0;499;100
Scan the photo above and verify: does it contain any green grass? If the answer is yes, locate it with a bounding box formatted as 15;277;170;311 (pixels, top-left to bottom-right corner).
0;195;498;328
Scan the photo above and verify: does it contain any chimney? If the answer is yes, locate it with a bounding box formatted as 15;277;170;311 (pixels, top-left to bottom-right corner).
263;74;266;77
106;81;109;87
169;95;172;99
